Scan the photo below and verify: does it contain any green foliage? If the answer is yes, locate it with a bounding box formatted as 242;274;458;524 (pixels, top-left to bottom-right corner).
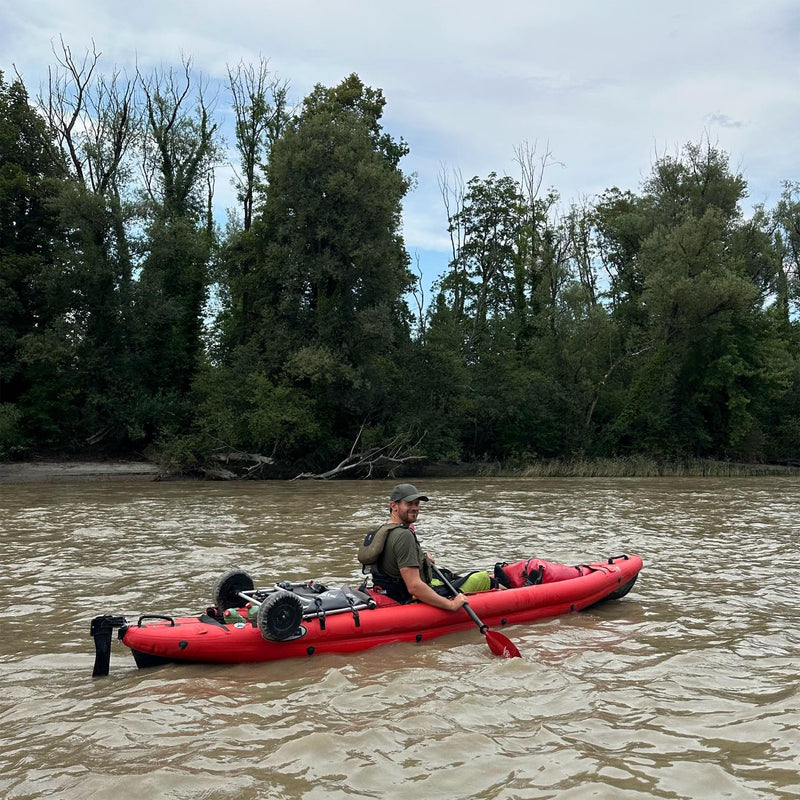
134;215;210;396
243;375;321;454
214;73;414;471
255;73;412;363
2;53;799;472
774;181;800;319
153;432;210;475
0;72;65;402
186;360;323;468
393;326;469;462
0;403;25;458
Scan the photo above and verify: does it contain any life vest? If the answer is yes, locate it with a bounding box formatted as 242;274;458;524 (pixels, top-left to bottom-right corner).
358;523;432;603
357;523;404;566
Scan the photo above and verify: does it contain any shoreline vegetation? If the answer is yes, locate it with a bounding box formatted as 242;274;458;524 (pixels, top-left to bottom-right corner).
3;62;800;482
2;457;798;484
477;458;800;478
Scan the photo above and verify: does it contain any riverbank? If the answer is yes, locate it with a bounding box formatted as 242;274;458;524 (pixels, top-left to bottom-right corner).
0;460;161;483
2;456;798;484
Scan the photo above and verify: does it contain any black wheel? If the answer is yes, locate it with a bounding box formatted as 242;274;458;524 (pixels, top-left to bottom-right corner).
213;569;255;610
257;591;304;641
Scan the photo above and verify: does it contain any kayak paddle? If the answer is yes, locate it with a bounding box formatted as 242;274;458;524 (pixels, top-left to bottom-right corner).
432;566;521;659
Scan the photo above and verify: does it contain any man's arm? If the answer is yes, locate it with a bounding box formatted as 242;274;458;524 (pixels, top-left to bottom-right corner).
400;567;469;611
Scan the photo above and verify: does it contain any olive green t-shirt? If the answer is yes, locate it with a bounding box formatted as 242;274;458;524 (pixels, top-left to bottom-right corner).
379;526;424;579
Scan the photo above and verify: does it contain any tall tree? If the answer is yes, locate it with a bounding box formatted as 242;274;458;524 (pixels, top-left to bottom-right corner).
218;73;413;466
135;60;219;408
41;39;141;447
216;58;290;350
227;57;289;232
0;71;67;452
774;181;800;322
430;157;585;461
438;171;524;349
600;141;790;460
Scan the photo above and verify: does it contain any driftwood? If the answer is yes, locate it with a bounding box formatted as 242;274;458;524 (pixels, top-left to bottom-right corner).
294;429;425;481
201;450;275;480
212;450;274;466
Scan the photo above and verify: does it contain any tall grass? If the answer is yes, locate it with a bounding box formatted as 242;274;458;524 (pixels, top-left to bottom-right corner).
475;457;800;478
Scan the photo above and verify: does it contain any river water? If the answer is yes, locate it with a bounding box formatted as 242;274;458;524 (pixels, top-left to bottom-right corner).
0;475;798;799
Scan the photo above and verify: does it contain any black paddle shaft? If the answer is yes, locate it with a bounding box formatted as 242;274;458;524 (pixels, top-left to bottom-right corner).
431;565;521;659
431;566;487;632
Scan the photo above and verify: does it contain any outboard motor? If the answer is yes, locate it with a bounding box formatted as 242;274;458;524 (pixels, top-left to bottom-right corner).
90;615;127;677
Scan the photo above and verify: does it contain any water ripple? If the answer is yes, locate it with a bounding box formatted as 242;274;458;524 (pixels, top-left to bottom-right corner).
0;476;799;798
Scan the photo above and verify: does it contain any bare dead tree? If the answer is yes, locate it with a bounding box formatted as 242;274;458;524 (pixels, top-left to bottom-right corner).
514;140;563;208
439;164;466;261
202;449;275;480
514;141;573;332
409;251;426;341
566;198;599;306
438;164;466;317
139;58;219;218
40;37;141;343
293;425;426;480
227;57;289;231
43;37;140;195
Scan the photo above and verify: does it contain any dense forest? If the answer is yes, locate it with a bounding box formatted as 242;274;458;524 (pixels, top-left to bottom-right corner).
2;47;800;477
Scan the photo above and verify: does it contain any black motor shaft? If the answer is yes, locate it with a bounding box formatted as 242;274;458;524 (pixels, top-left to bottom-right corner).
90;615;127;677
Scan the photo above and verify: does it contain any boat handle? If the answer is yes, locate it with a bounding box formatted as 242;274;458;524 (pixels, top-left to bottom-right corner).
136;614;176;627
607;554;630;564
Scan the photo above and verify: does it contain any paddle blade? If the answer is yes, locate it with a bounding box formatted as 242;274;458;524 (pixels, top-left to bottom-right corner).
485;630;521;659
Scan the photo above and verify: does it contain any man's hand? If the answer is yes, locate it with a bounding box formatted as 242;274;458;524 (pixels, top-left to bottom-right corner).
400;567;469;611
448;592;468;611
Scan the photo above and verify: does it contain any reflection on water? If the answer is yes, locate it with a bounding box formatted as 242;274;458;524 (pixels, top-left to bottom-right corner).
1;476;799;799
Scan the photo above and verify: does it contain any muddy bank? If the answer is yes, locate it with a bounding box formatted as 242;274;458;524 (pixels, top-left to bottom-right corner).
0;460;161;484
2;456;796;484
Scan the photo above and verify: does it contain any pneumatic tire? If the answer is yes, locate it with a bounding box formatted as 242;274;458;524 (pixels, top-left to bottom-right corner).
257;591;304;641
213;569;255;610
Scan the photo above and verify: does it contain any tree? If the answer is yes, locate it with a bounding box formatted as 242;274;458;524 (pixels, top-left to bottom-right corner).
438;171;524;349
0;72;61;391
227;57;289;232
599;141;791;460
40;40;142;447
214;74;413;468
774;181;800;321
0;71;71;452
134;60;220;409
430;154;590;462
216;59;290;350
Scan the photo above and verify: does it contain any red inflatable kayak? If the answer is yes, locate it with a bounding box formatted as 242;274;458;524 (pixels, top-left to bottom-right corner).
90;554;642;674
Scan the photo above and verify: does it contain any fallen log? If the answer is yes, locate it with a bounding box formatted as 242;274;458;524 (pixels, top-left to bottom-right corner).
200;450;275;480
294;429;425;480
212;451;274;466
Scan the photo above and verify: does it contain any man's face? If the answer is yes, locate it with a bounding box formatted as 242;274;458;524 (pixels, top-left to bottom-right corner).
392;499;421;526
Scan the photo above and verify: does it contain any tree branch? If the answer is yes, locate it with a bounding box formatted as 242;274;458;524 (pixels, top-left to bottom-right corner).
293;430;426;480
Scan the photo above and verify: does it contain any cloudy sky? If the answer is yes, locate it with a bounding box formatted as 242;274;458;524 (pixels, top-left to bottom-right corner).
3;0;798;287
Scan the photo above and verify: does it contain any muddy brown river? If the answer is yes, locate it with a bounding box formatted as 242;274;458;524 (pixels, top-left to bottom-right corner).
1;476;798;799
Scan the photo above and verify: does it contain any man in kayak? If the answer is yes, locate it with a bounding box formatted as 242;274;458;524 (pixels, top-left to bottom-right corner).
358;483;490;608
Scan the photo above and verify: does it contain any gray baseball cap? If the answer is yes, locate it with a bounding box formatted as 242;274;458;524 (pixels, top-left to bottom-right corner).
390;483;429;502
